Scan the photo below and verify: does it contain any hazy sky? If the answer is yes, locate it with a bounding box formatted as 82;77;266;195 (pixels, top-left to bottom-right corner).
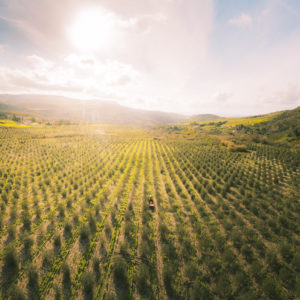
0;0;300;116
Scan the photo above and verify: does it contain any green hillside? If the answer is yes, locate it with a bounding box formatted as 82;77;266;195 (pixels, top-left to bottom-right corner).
163;107;300;146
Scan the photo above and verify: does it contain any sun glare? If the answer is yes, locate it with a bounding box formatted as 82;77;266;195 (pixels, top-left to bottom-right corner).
68;8;116;51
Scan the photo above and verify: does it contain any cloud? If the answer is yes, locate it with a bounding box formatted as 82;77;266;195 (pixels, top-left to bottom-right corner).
228;13;253;26
1;0;299;116
277;0;300;17
0;0;168;53
214;92;232;103
0;54;139;100
119;13;166;34
27;55;54;69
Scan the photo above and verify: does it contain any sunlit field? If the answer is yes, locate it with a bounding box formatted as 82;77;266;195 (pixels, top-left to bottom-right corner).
0;120;30;128
0;125;299;300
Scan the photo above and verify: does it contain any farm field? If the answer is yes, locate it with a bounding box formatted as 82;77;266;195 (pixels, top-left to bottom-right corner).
0;125;299;300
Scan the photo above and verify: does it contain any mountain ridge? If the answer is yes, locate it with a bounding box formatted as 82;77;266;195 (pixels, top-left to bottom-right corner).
0;94;189;126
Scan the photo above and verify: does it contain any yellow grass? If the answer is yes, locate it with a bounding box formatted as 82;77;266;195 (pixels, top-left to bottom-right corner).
0;120;30;127
224;112;280;126
194;112;280;127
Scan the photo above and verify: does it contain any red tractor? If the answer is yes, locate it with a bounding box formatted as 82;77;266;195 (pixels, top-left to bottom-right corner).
148;195;155;211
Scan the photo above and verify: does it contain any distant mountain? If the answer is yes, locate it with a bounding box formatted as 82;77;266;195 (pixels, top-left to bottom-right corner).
0;102;24;112
0;94;188;126
189;114;222;122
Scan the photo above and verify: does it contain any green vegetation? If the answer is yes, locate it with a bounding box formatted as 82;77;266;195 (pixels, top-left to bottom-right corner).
162;106;300;147
0;119;299;299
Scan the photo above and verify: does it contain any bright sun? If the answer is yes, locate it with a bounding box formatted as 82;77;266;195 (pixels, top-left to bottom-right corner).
68;8;116;51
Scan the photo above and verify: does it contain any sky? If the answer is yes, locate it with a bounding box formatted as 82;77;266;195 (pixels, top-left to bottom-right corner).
0;0;300;116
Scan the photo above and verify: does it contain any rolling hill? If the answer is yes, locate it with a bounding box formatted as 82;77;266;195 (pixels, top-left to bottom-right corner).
188;113;222;122
0;94;189;126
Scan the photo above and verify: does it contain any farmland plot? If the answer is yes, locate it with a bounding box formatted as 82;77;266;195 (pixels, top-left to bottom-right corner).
0;126;299;299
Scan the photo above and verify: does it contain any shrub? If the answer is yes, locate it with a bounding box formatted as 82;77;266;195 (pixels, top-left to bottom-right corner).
82;272;94;299
62;263;71;290
184;262;198;280
249;260;264;283
113;257;128;284
73;213;79;225
66;198;72;208
266;251;282;274
189;282;212;300
104;223;111;239
120;242;129;258
92;257;101;281
241;244;254;263
124;222;134;240
234;270;250;291
280;243;293;263
279;267;296;289
223;248;235;265
54;284;61;300
216;273;232;299
54;234;61;252
135;264;152;298
27;265;39;299
159;223;169;243
88;214;96;233
2;245;19;283
99;241;107;257
112;257;129;299
23;234;34;257
79;225;90;244
9;284;26;300
58;204;65;218
42;250;54;270
8;224;16;240
262;276;285;300
63;222;72;239
22;211;31;231
206;256;222;276
162;241;177;260
163;263;176;298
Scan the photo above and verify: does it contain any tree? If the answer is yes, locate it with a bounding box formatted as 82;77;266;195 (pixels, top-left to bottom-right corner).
266;251;282;274
112;257;129;299
241;244;254;263
262;276;285;300
163;263;177;299
12;114;20;122
82;272;94;299
62;263;71;292
279;267;296;289
92;257;101;281
9;284;26;300
42;250;54;271
63;222;72;239
27;265;39;300
280;243;293;263
54;234;61;253
2;245;18;284
189;282;212;300
216;273;232;299
135;264;152;298
80;225;90;245
23;234;34;258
